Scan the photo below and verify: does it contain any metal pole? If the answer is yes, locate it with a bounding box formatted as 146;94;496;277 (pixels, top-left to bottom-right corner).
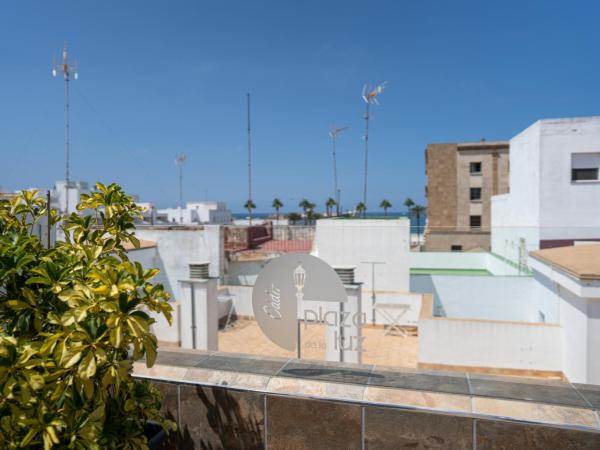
190;285;197;349
297;319;301;359
46;190;51;249
363;102;370;216
64;68;70;214
332;135;338;216
179;162;183;224
247;93;252;225
361;261;385;325
339;301;344;362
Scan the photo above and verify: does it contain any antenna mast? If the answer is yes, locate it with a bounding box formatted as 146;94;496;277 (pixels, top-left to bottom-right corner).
175;153;187;224
52;43;78;214
247;93;253;224
329;126;348;216
360;82;386;216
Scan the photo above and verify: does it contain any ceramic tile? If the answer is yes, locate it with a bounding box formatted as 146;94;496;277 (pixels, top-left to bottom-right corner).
364;386;472;413
266;395;361;449
266;376;365;401
179;384;264;449
473;397;598;428
469;376;588;408
183;367;270;390
278;360;373;385
368;367;470;395
364;405;473;449
476;418;600;449
195;354;288;376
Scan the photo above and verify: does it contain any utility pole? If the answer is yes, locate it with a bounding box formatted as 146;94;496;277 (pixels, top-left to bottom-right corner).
247;93;253;225
175;154;187;224
52;43;78;214
329;126;348;216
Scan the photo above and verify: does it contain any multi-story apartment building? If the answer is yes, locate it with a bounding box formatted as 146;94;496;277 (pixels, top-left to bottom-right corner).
492;116;600;266
424;140;509;251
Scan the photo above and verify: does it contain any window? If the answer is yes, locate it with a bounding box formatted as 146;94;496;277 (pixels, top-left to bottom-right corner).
572;168;598;181
451;245;463;252
470;187;481;201
470;162;482;174
572;153;600;182
470;215;481;228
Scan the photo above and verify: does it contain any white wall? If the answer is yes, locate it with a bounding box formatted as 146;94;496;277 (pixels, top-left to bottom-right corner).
491;121;541;264
419;317;562;372
126;246;180;345
491;117;600;265
313;219;410;292
409;251;524;276
134;226;222;298
411;275;549;322
409;252;487;270
538;118;600;240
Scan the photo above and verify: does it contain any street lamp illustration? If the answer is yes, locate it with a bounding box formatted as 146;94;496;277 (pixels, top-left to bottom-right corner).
361;81;387;215
293;263;306;359
293;263;306;302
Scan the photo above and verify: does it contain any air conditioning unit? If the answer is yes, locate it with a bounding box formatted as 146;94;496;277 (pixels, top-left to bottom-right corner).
334;266;355;285
189;262;210;279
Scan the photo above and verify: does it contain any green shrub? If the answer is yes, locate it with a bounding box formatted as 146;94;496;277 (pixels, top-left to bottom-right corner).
0;183;175;449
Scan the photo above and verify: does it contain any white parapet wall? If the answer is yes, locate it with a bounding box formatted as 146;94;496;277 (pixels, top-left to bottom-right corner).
409;251;524;276
418;296;563;374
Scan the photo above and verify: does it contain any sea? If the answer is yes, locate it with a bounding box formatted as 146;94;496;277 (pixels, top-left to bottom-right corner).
231;211;427;234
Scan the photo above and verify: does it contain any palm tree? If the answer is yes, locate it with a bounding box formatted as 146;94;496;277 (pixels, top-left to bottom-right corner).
325;197;337;216
272;198;283;223
355;201;366;218
379;199;392;216
411;204;426;247
244;199;256;225
403;198;414;217
298;199;312;217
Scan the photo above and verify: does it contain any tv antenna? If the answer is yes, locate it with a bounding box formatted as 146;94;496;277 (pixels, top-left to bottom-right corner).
329;126;348;216
175;153;187;224
52;43;78;214
246;93;253;225
361;81;387;216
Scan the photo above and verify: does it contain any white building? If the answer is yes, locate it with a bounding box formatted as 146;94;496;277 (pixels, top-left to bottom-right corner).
51;180;91;214
529;245;600;384
492;117;600;267
157;201;232;225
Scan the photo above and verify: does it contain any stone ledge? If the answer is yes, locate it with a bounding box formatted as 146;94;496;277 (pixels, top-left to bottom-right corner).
133;349;600;433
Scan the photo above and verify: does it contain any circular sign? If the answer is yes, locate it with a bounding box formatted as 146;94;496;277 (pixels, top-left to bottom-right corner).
252;253;347;351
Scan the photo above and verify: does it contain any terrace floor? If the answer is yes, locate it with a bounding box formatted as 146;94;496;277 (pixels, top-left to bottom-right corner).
218;318;418;368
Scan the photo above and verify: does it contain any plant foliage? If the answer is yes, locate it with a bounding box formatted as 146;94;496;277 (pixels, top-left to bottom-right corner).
0;183;175;449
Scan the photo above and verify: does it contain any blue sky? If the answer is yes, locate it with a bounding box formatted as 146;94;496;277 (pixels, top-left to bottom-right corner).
1;1;599;212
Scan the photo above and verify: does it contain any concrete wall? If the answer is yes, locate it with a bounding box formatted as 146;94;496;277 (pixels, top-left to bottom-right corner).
538;118;600;240
410;275;547;322
418;317;562;372
409;251;524;276
531;262;600;384
313;219;410;292
492;117;600;264
127;246;180;345
134;225;223;296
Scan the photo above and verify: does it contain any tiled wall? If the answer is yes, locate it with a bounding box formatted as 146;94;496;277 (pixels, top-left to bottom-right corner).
152;380;600;450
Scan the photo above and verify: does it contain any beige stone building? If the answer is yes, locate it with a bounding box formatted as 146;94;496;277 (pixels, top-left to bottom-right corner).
424;141;509;251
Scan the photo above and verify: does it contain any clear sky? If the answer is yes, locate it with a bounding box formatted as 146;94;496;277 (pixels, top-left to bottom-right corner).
1;1;599;212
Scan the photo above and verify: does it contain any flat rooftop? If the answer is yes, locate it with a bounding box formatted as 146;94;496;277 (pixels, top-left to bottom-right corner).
530;245;600;281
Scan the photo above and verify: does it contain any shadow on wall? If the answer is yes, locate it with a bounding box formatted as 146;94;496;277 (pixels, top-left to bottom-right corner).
173;386;264;450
